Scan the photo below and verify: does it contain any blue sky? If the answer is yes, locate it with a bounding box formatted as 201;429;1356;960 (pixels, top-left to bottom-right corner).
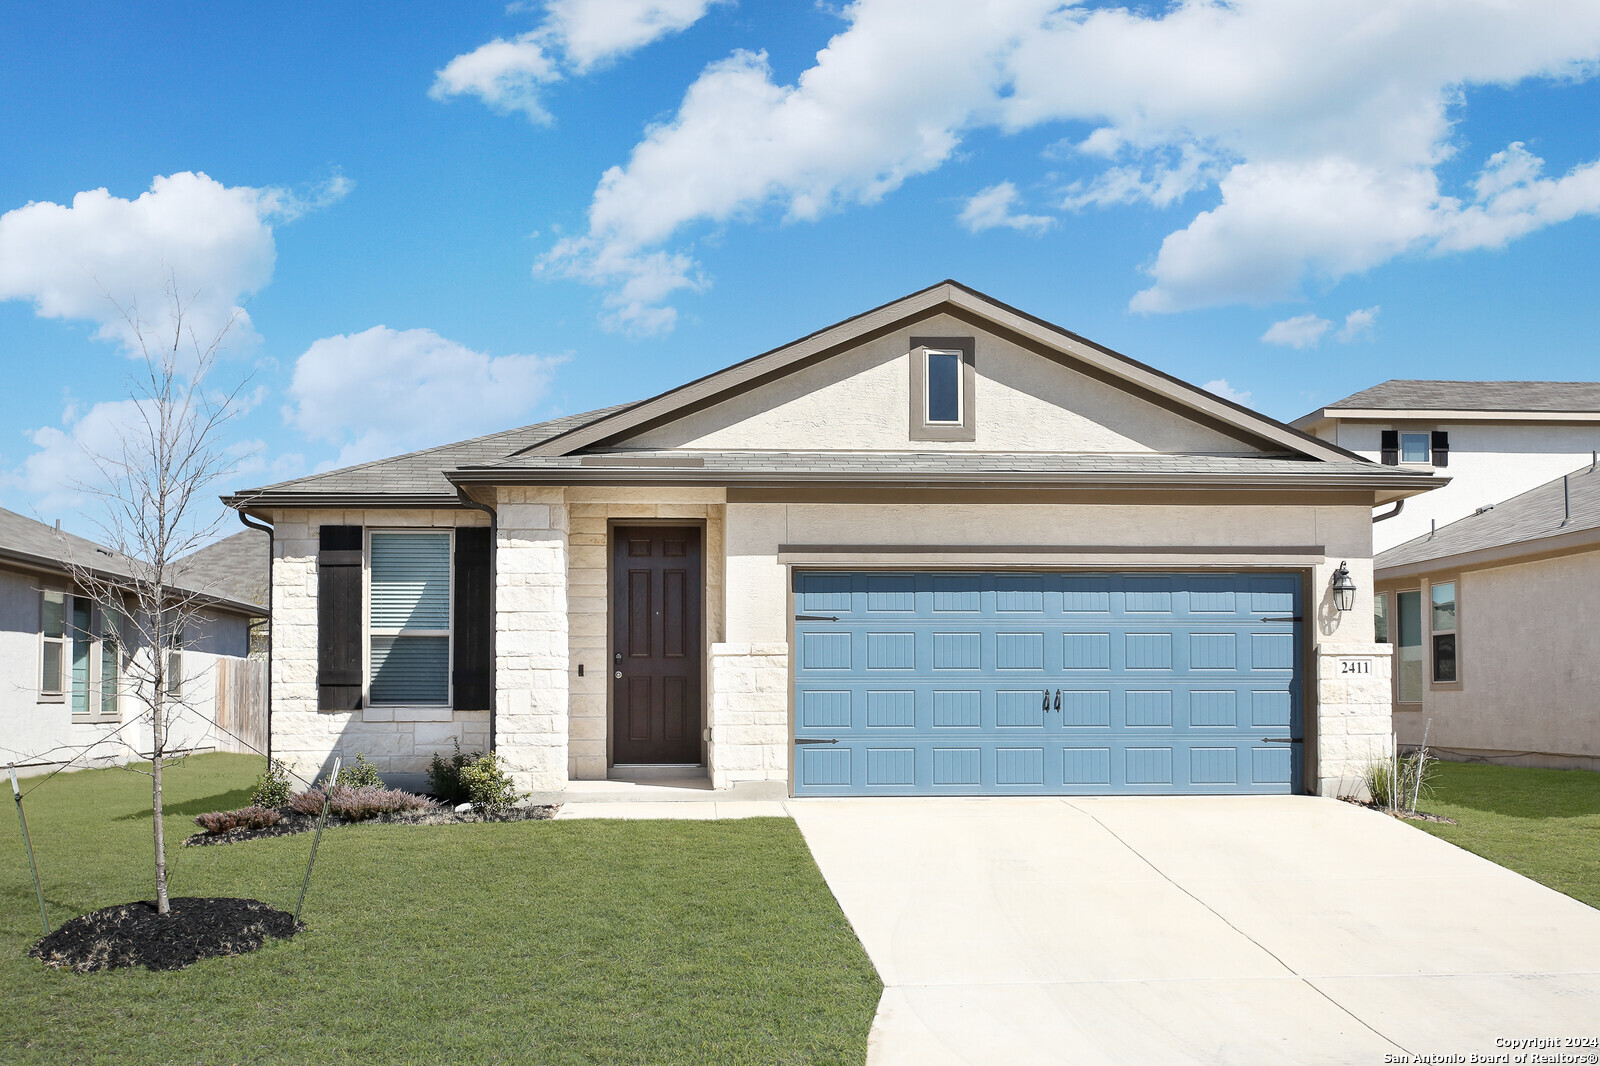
3;1;1600;543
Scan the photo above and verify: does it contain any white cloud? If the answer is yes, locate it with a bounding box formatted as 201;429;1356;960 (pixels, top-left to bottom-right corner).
1261;313;1333;349
1201;379;1253;406
284;326;565;469
431;0;728;123
0;171;348;353
1337;305;1381;342
959;182;1054;234
544;0;1600;326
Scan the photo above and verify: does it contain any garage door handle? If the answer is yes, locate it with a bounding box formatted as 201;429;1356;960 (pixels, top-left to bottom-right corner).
794;615;839;622
1260;616;1301;622
794;738;839;745
1262;738;1301;743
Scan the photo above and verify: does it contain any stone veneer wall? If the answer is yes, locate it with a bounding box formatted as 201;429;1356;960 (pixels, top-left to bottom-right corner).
564;489;726;781
707;642;789;789
268;508;491;788
494;488;570;793
1314;641;1395;798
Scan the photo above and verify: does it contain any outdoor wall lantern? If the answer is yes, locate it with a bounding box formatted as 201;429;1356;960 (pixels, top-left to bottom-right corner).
1330;561;1357;613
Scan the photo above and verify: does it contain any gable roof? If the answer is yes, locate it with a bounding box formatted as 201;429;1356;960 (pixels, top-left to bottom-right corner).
517;280;1361;465
1294;380;1600;430
1376;461;1600;576
0;507;261;616
222;405;633;509
171;529;270;611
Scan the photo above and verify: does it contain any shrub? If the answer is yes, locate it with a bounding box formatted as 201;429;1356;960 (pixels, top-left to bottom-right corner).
427;739;476;804
333;752;384;790
458;751;524;813
1363;750;1435;811
288;785;439;820
195;806;282;834
250;759;293;809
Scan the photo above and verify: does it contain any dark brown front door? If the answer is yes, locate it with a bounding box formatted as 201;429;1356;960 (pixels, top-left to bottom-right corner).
612;525;703;764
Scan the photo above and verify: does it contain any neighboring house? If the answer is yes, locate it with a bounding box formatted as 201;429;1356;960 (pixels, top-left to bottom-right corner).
0;508;261;776
1374;460;1600;772
1293;380;1600;553
225;281;1443;799
174;528;271;655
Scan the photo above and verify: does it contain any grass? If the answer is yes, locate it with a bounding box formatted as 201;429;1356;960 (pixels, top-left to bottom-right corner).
1409;759;1600;909
0;754;880;1064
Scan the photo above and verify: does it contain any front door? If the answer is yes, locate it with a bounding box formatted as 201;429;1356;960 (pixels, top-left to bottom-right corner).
611;525;704;764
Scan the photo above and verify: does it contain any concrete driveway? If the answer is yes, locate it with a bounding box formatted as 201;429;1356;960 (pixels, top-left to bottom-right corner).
789;795;1600;1066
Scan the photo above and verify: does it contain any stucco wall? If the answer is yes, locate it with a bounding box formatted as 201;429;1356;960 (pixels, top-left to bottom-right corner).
267;508;491;790
1;564;250;776
1333;422;1600;552
1387;550;1600;770
626;313;1257;455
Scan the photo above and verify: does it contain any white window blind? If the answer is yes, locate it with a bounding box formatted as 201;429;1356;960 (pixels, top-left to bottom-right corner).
370;532;451;705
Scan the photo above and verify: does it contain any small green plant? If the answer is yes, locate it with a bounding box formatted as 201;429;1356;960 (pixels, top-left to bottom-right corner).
458;751;524;812
250;759;293;809
334;752;384;790
1363;750;1435;812
428;739;475;803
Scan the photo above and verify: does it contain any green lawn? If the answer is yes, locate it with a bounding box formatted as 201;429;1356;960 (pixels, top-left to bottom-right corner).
0;754;880;1064
1411;760;1600;909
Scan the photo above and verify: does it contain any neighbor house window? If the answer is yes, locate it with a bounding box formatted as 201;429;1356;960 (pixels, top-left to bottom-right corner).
1431;581;1458;683
41;590;120;717
1400;432;1430;463
908;336;975;442
40;589;66;698
1374;592;1389;644
1396;589;1423;702
369;531;451;705
165;626;183;701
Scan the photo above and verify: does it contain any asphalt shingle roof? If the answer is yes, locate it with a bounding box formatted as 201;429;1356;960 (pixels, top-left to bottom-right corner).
1376;461;1600;571
171;530;269;611
228;405;632;499
0;508;260;614
1320;380;1600;413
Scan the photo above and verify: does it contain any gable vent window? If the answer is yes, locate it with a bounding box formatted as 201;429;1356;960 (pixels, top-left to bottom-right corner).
370;531;451;705
908;335;976;442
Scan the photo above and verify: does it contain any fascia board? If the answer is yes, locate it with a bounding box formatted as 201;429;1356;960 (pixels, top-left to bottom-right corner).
1318;409;1600;423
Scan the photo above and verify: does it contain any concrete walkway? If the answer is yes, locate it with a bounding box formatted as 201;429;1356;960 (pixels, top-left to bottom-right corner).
789;795;1600;1066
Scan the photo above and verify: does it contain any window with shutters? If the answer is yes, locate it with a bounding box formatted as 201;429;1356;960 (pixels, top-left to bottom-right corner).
368;530;452;705
1380;428;1448;467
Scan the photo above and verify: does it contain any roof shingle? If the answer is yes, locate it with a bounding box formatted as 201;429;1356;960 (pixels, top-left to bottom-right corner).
1319;380;1600;413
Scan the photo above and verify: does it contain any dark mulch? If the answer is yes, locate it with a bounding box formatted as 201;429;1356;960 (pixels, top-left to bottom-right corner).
30;897;301;973
184;803;561;846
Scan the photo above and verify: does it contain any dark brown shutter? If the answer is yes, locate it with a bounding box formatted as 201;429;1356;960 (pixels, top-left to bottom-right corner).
1380;430;1399;466
1431;430;1449;467
452;527;492;710
317;525;363;711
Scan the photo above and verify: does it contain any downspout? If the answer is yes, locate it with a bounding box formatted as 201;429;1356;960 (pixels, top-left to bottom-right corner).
238;510;274;764
457;489;498;753
1372;500;1404;523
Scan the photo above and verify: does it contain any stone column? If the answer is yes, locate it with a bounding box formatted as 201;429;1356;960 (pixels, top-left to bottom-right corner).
708;642;790;789
495;488;570;794
1314;641;1395;798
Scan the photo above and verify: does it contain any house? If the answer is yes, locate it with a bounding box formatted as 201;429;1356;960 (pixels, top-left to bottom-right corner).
1374;460;1600;771
0;508;262;776
224;281;1444;799
1293;380;1600;553
174;528;271;656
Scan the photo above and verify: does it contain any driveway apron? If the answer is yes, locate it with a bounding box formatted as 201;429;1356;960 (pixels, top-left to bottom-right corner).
788;795;1600;1066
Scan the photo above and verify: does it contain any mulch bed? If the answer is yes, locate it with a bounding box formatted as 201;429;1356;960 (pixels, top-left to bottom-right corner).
1338;797;1458;824
30;897;300;973
184;804;561;847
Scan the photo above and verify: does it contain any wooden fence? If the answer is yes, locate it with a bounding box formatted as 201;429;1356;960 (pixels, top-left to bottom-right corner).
213;657;268;756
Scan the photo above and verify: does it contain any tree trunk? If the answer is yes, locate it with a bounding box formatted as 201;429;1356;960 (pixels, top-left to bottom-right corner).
152;677;170;915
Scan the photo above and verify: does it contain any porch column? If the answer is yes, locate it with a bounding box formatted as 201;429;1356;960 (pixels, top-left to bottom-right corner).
495;487;570;794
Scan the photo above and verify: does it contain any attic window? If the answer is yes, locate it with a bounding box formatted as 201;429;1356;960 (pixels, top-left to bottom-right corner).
908;336;976;442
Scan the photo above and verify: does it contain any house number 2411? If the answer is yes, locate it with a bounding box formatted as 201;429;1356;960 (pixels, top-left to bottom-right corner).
1337;658;1372;675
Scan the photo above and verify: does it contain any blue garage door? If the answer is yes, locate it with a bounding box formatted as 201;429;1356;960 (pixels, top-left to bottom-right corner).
792;572;1302;796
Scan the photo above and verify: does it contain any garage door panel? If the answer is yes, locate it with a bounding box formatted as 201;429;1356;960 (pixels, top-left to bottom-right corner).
794;572;1303;796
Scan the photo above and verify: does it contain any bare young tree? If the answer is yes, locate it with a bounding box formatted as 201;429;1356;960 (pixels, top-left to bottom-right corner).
63;281;249;915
